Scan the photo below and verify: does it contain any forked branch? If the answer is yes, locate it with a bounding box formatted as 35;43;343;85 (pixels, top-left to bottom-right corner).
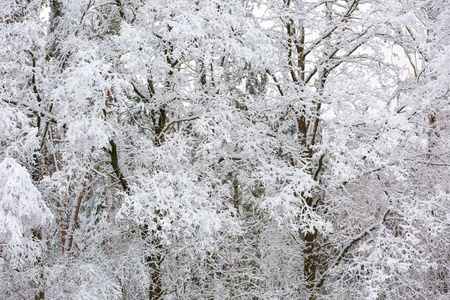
315;209;391;290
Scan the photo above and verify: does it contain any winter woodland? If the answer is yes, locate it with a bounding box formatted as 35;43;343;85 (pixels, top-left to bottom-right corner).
1;0;450;299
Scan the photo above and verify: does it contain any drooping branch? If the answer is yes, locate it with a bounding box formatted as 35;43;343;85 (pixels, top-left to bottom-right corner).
315;209;391;290
1;98;56;124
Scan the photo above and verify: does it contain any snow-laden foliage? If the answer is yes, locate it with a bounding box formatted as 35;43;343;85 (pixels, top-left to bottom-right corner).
1;0;450;299
0;158;52;268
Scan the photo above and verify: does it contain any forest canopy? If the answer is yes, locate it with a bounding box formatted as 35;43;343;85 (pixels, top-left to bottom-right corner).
1;0;449;299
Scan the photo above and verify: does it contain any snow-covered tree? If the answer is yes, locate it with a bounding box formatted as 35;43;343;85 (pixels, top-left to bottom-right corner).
0;158;52;299
1;0;449;299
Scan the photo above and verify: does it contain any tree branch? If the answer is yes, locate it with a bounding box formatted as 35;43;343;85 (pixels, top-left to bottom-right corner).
315;209;390;290
313;154;325;181
303;0;360;58
131;81;149;102
266;70;284;96
158;116;200;137
106;139;130;193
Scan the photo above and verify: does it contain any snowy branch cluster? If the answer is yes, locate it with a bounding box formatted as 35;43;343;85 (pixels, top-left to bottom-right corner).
1;0;449;299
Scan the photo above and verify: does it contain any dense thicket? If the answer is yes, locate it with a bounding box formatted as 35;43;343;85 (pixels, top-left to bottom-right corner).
1;0;449;299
